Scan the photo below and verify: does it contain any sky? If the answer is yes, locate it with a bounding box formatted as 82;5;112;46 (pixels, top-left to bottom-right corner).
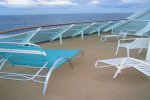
0;0;149;15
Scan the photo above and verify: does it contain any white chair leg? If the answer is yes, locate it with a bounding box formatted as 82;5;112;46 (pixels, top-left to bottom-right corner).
42;58;70;95
100;36;103;41
115;46;120;55
138;48;143;54
127;48;129;57
101;36;106;41
123;35;126;39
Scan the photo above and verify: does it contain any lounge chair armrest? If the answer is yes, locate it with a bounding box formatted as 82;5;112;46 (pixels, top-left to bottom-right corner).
130;58;150;66
95;60;112;68
95;60;103;68
120;29;138;34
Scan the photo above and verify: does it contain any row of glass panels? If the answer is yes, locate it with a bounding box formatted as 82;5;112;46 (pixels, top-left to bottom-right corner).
0;8;150;44
0;21;116;44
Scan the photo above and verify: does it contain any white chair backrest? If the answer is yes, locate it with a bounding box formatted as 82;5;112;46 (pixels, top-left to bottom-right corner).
130;38;149;49
145;39;150;61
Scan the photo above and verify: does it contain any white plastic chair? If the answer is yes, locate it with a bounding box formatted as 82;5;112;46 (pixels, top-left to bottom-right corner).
116;38;149;57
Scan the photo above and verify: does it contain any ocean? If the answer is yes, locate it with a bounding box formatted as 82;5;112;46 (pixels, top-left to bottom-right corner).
0;13;131;32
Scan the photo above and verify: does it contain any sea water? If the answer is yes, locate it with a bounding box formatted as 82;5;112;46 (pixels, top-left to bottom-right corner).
0;13;131;32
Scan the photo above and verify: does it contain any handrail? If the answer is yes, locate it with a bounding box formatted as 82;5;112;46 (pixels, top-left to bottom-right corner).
0;19;127;34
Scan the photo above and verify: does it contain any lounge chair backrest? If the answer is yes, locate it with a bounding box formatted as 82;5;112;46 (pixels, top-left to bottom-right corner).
129;38;149;49
0;42;47;67
136;22;150;35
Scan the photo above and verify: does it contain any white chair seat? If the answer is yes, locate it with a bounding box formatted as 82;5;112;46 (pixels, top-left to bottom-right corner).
118;43;129;48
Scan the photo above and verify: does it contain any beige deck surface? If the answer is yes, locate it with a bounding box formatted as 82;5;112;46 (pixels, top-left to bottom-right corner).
0;34;150;100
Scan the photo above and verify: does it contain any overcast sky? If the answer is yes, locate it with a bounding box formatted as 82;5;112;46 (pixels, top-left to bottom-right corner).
0;0;149;15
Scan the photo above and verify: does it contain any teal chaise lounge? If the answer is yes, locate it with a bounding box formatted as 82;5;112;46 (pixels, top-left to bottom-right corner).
0;42;83;95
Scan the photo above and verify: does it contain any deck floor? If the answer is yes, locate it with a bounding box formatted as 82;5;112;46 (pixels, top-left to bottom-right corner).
0;34;150;100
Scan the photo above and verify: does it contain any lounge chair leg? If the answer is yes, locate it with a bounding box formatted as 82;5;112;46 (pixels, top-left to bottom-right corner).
113;69;121;79
42;59;63;95
67;59;74;69
43;69;53;95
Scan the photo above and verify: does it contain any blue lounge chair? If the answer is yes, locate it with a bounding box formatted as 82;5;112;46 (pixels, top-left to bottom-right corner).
0;42;83;95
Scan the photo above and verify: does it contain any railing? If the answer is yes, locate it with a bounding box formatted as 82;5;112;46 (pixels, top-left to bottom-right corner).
0;18;149;45
0;19;126;35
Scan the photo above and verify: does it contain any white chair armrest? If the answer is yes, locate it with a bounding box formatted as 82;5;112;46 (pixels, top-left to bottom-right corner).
118;38;137;43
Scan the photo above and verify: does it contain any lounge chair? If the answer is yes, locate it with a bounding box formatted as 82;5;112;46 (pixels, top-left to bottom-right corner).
95;39;150;78
0;42;83;95
116;38;149;57
101;21;150;41
95;57;150;78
